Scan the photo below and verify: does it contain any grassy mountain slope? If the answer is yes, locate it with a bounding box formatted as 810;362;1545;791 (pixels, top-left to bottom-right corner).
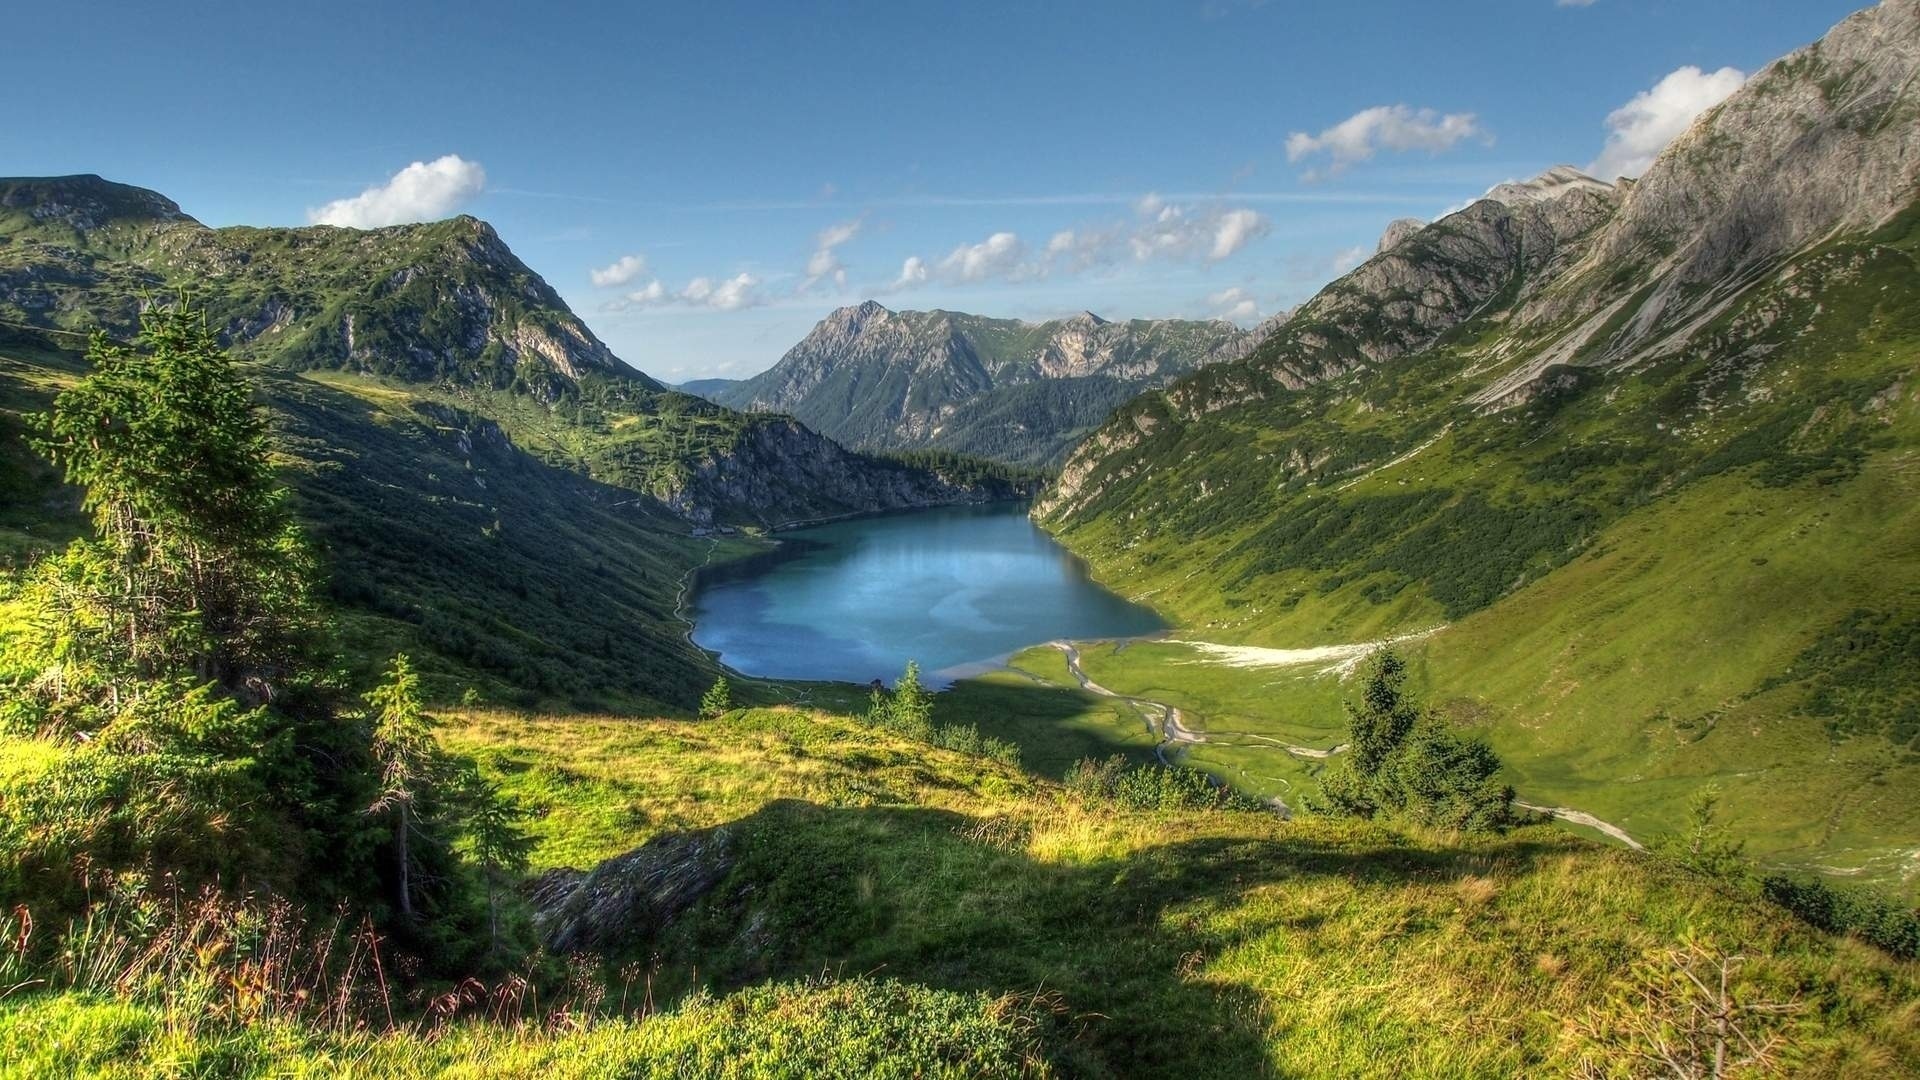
717;302;1253;467
0;177;1032;707
1035;2;1920;879
14;703;1917;1075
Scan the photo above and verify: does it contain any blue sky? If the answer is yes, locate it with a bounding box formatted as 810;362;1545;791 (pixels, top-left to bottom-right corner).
5;0;1865;381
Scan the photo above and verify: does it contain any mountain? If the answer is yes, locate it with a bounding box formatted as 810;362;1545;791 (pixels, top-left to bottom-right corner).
714;301;1257;466
0;176;1031;707
675;377;740;400
1037;0;1920;875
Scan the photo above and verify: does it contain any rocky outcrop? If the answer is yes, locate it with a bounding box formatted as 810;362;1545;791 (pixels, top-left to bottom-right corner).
1376;218;1427;254
527;824;736;954
663;416;1037;527
715;301;1251;465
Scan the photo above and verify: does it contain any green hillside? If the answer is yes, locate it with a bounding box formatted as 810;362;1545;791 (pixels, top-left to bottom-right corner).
7;704;1916;1077
1035;7;1920;884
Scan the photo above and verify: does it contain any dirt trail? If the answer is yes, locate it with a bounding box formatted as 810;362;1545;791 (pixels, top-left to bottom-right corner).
1046;640;1643;849
1514;801;1645;850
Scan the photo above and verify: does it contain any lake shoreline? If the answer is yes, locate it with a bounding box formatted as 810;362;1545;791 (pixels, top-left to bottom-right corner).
684;502;1164;687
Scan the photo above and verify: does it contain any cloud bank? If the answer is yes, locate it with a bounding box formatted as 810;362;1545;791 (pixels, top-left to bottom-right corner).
886;195;1269;293
1589;65;1747;179
310;155;487;228
1286;106;1487;179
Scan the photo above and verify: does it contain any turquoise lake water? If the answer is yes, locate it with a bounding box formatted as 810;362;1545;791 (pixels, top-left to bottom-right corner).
689;502;1164;686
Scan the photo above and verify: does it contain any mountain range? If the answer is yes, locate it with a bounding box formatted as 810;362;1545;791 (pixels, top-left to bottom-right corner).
0;176;1031;709
1035;0;1920;873
712;301;1259;466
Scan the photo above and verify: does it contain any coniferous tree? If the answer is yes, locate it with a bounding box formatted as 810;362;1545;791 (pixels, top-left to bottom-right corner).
367;655;438;921
454;768;533;958
1312;648;1514;831
699;677;733;718
23;301;316;709
888;661;935;740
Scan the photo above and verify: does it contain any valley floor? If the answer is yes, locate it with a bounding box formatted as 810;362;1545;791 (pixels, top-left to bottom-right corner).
963;633;1920;893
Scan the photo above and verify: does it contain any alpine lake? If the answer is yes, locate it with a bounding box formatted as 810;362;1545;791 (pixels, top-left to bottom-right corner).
689;502;1164;686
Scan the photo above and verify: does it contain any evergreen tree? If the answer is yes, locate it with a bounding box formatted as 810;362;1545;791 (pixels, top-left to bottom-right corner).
367;655;438;921
23;300;316;707
454;768;532;959
1311;648;1514;831
1344;650;1420;774
888;661;934;740
699;677;733;718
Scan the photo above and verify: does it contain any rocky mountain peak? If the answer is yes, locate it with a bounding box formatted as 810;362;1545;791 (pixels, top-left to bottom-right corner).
1483;166;1615;208
1376;218;1427;254
815;299;894;340
0;175;198;252
1064;310;1109;328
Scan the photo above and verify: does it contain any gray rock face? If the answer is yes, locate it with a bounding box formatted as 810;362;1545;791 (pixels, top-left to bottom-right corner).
1376;218;1428;254
1043;0;1920;513
662;416;1036;528
528;825;735;954
716;301;1252;465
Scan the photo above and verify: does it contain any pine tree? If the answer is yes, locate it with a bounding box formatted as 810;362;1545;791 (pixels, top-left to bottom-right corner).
699;677;733;718
455;769;532;958
367;655;438;921
25;300;315;704
888;661;934;740
1344;650;1420;774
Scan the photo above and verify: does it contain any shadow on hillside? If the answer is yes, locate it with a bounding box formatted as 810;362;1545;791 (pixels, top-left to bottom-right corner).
603;797;1567;1079
263;374;712;711
939;673;1162;778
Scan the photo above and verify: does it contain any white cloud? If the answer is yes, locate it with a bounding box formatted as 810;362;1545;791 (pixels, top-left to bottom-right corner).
885;196;1269;294
1206;286;1260;322
309;155;487;228
1588;65;1746;180
1052;198;1270;273
602;271;764;313
591;254;649;287
1285;106;1487;179
1210;210;1265;260
938;231;1027;282
681;272;764;311
1331;244;1370;274
1557;0;1597;6
891;255;929;290
802;218;862;290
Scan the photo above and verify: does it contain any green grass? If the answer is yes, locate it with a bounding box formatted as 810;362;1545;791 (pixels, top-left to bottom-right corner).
937;665;1157;778
423;706;1920;1078
0;978;1050;1079
7;703;1919;1077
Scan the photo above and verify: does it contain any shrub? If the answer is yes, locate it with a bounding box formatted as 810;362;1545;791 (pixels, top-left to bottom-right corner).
1761;874;1920;960
1309;649;1515;831
1064;755;1266;813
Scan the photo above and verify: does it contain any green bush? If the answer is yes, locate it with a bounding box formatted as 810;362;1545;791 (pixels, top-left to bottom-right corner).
865;662;1021;767
1064;755;1266;813
1761;874;1920;960
1309;650;1515;831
